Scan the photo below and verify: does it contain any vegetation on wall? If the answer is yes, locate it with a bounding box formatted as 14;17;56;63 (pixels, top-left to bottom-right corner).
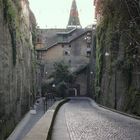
95;0;140;114
31;22;37;47
0;0;2;7
95;26;104;100
2;0;21;66
0;0;37;139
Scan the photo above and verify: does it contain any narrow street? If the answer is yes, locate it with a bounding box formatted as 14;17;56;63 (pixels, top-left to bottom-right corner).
51;98;140;140
0;1;140;140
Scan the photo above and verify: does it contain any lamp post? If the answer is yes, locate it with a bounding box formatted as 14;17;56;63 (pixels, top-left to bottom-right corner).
114;68;117;109
90;71;93;75
105;52;117;109
52;84;56;88
105;52;109;56
51;84;56;104
52;83;56;98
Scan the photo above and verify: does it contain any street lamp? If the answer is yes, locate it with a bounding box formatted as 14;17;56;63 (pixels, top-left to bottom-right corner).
45;71;48;78
90;71;93;75
105;51;117;109
52;84;56;97
105;52;110;56
52;84;56;88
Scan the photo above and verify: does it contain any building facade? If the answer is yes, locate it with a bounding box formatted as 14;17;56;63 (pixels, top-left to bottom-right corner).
35;0;94;96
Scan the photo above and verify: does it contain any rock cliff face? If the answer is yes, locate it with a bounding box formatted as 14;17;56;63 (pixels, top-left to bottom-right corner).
0;0;36;139
95;0;140;116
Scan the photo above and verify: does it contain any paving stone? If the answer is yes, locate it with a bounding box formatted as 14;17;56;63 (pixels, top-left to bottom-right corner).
51;98;140;140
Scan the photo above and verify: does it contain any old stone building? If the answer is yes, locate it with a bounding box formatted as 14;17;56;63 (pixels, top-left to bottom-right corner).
36;0;94;96
0;0;37;139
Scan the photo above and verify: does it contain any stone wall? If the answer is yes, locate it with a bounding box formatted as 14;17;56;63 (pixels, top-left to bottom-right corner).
0;0;36;139
95;0;140;116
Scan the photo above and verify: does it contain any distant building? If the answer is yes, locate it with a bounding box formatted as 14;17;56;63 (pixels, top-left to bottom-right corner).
35;0;95;96
36;28;92;71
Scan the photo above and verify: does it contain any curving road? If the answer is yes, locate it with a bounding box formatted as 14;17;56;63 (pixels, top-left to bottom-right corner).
51;98;140;140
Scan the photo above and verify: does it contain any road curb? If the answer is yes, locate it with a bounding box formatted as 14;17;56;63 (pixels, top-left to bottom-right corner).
23;98;70;140
88;98;140;120
98;104;140;120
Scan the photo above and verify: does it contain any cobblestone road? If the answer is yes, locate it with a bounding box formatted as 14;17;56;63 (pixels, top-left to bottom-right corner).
51;98;140;140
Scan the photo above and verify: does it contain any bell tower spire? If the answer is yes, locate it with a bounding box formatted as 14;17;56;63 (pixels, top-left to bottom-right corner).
67;0;82;28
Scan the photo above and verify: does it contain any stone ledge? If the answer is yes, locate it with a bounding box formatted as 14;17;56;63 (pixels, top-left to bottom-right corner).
88;98;140;120
23;99;69;140
98;104;140;120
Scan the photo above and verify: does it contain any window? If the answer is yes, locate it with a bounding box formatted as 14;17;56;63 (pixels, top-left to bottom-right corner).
68;60;71;64
37;37;40;43
64;50;70;56
65;51;68;55
37;52;42;60
87;48;91;57
87;51;91;57
36;35;41;43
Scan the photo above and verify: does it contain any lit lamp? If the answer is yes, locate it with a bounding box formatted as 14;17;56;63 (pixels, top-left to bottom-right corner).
52;84;56;88
105;52;110;56
105;51;117;109
52;84;56;98
90;71;93;75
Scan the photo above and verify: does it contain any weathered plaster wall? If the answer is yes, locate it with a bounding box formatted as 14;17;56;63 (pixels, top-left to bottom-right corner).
40;33;89;73
43;45;64;62
37;31;90;96
0;0;36;139
70;34;89;68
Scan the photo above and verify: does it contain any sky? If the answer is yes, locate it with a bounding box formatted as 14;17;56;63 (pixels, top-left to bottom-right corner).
29;0;95;28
